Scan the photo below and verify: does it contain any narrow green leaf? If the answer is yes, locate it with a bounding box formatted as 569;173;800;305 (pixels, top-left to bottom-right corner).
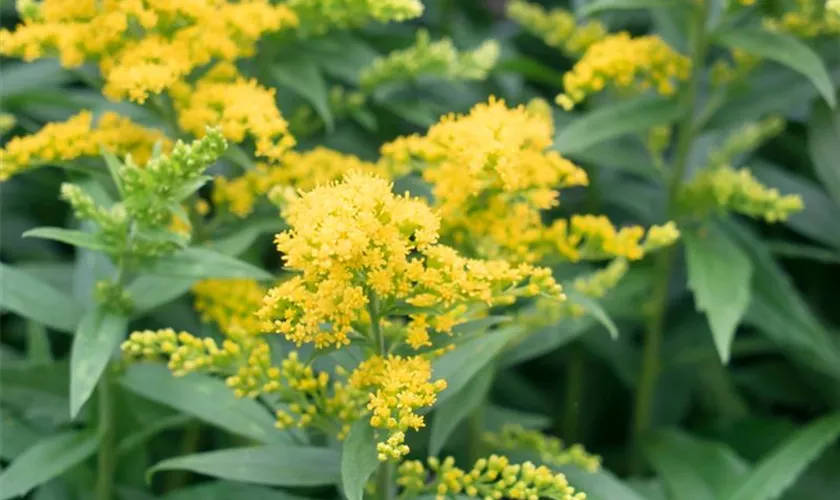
163;481;314;500
101;149;125;198
501;319;593;368
429;363;495;456
721;412;840;500
126;275;196;314
146;248;272;280
206;219;287;257
23;227;111;252
272;59;334;131
0;263;83;333
148;445;340;486
556;466;648;500
684;227;753;363
0;60;73;97
566;290;619;339
714;27;836;108
808;99;840;206
433;326;519;406
644;430;748;500
0;430;98;500
484;405;551;431
341;419;379;500
120;364;293;444
69;308;128;417
580;0;680;16
117;414;192;456
555;97;680;155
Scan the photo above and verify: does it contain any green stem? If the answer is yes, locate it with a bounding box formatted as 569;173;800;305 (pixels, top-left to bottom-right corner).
95;372;116;500
376;460;395;500
631;1;708;471
561;346;585;442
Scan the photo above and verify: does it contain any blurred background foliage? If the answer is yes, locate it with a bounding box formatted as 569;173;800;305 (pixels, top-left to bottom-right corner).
1;0;840;499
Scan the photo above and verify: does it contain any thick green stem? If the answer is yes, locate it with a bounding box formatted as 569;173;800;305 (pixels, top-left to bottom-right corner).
631;2;708;470
95;372;116;500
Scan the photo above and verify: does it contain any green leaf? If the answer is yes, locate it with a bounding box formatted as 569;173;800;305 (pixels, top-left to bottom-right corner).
0;60;73;98
0;263;83;333
721;412;840;500
0;430;98;500
340;419;379;500
555;97;680;155
644;430;748;500
272;59;334;131
684;227;753;363
163;481;313;500
429;363;495;456
148;445;340;487
556;466;649;500
120;364;293;444
23;227;111;252
126;275;196;314
808;99;840;207
69;307;128;417
484;405;551;431
752;161;840;251
101;149;125;198
146;248;272;280
432;326;519;406
579;0;680;16
117;414;192;456
714;27;836;108
501;319;593;368
206;219;287;257
566;290;619;339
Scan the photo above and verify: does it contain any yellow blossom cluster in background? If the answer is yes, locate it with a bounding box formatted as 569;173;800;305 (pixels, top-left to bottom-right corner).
763;0;840;38
288;0;423;34
171;63;295;162
0;0;299;103
398;455;587;500
192;279;268;335
360;29;500;90
506;0;606;56
556;32;691;110
483;424;602;472
0;111;169;181
212;147;382;217
257;172;562;349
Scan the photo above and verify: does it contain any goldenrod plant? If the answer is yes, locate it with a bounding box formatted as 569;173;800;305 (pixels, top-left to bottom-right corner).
1;1;840;500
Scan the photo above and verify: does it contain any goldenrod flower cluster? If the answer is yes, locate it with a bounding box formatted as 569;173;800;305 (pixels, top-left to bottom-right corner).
556;33;691;110
288;0;423;34
0;111;168;181
381;97;588;262
397;455;586;500
192;279;268;335
350;355;447;460
212;147;381;217
763;0;840;38
710;49;761;87
172;63;295;163
483;424;602;472
0;0;298;103
680;166;803;222
360;30;500;90
257;172;562;349
506;0;606;56
546;216;679;263
707;116;785;169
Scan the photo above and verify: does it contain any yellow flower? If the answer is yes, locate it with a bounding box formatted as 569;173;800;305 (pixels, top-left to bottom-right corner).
0;111;169;181
506;0;606;56
192;279;268;336
556;32;691;110
0;0;298;103
256;172;562;349
350;355;446;461
212;147;383;218
381;97;588;262
764;0;840;38
288;0;423;34
483;424;602;472
397;455;586;500
173;64;295;162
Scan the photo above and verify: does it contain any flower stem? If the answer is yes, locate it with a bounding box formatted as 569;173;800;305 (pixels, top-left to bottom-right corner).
95;371;116;500
631;1;708;472
376;460;395;500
